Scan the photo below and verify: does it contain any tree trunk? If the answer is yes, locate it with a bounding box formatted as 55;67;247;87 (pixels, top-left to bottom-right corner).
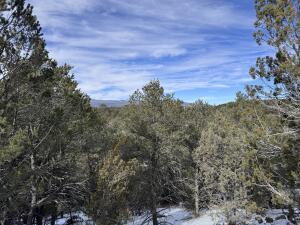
50;215;56;225
1;209;7;225
50;214;56;225
36;215;42;225
27;153;37;225
26;213;33;225
151;208;159;225
194;167;199;216
150;144;159;225
36;207;43;225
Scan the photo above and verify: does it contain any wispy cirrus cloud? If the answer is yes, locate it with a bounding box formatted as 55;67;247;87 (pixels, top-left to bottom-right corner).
28;0;265;103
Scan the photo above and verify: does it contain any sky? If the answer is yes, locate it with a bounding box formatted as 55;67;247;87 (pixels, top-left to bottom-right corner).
28;0;270;104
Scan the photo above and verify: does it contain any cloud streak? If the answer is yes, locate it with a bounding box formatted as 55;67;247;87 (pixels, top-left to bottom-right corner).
28;0;264;102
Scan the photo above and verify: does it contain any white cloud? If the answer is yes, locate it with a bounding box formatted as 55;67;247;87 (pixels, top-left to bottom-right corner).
27;0;262;102
30;0;98;14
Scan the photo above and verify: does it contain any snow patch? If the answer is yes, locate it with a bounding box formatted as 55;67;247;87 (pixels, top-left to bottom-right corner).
125;207;216;225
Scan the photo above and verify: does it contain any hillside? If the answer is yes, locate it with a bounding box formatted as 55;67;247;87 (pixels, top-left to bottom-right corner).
91;99;191;108
90;99;129;108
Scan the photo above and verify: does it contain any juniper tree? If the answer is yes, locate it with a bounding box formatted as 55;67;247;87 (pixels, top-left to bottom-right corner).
248;0;300;204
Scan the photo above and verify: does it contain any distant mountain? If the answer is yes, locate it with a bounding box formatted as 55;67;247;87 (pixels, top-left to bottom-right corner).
91;99;191;108
91;99;129;108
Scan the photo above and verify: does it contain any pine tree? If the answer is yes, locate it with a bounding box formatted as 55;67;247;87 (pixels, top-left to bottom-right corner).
0;1;97;223
116;80;188;225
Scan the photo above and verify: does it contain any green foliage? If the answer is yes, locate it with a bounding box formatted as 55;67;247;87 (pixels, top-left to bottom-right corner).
0;0;299;224
0;1;110;224
195;108;248;206
89;142;138;225
248;0;300;207
90;80;190;225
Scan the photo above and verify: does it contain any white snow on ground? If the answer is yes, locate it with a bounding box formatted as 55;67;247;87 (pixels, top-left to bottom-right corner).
248;208;297;225
125;207;297;225
125;207;216;225
182;212;216;225
51;207;296;225
51;208;216;225
49;212;93;225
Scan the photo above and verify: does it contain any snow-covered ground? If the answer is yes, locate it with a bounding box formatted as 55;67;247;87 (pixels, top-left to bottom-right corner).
52;208;218;225
249;208;298;225
125;207;299;225
125;207;217;225
49;212;93;225
51;207;297;225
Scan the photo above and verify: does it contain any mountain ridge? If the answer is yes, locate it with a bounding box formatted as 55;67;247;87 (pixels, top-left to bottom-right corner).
91;99;191;107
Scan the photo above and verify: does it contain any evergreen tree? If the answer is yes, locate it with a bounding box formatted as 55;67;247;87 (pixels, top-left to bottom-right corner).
182;101;211;215
116;80;188;225
0;1;102;224
248;0;300;205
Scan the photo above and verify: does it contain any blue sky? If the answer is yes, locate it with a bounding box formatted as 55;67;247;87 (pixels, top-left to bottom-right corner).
28;0;270;104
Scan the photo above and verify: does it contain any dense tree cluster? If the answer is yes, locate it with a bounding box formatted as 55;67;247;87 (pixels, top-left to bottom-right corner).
0;1;112;224
1;0;300;225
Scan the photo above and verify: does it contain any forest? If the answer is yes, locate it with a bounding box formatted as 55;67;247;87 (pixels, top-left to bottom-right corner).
0;0;300;225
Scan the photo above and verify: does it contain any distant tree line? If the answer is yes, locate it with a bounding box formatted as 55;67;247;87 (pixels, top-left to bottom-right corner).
0;0;299;225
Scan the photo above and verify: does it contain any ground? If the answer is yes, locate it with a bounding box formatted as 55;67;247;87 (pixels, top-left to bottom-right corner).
125;207;217;225
53;207;296;225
